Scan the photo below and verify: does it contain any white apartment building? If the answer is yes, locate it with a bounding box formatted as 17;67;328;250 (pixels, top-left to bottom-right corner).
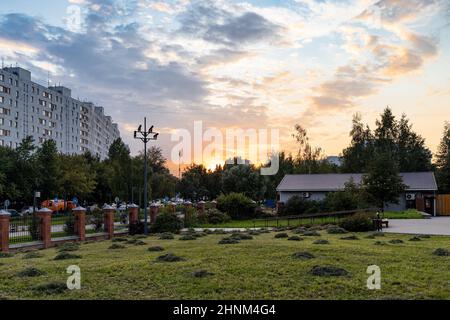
0;67;120;159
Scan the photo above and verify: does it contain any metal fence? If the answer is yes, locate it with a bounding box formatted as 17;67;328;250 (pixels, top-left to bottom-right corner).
114;209;128;233
251;208;377;228
85;213;104;234
51;213;76;238
9;214;40;244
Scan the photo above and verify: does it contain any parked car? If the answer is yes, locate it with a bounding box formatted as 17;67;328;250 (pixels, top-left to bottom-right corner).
21;206;35;215
7;209;21;218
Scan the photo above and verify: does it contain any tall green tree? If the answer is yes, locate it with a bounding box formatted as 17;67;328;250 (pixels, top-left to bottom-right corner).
58;154;96;201
107;138;132;202
396;114;432;172
222;165;266;200
435;122;450;192
36;139;60;200
341;113;374;173
362;153;406;212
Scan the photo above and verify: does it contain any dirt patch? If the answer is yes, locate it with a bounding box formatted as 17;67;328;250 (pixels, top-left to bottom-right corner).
17;267;45;278
159;233;175;240
303;231;321;237
313;239;330;245
192;270;214;278
57;243;80;252
22;252;44;259
179;235;197;241
218;237;240;244
148;246;165;252
54;252;81;260
340;235;359;240
32;281;67;294
327;226;347;234
388;239;404;244
292;251;315;260
409;236;422;242
432;248;449;256
288;236;303;241
274;233;289;238
108;244;126;250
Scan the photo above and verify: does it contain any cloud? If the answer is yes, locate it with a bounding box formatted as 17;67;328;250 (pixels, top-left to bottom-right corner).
177;1;284;47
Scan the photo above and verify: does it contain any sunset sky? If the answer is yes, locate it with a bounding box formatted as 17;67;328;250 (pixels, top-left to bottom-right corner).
1;0;449;173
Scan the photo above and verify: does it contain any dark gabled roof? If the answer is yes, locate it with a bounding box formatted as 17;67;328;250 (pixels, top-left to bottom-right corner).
276;172;438;192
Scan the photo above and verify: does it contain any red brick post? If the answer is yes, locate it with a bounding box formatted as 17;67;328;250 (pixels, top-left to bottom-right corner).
168;202;176;213
37;208;52;248
0;210;10;253
72;206;86;241
128;204;139;226
103;205;115;239
210;200;217;209
150;204;159;224
197;201;206;215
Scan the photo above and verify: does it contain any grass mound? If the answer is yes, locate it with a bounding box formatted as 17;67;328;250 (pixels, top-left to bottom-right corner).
231;233;253;240
156;253;185;262
17;267;45;277
292;227;307;234
292;251;315;260
374;241;386;246
313;239;330;245
22;251;44;259
274;232;289;239
159;233;175;240
54;252;81;260
57;243;80;252
327;226;347;234
409;236;422;242
32;281;67;294
340;235;359;240
389;239;404;244
109;244;126;250
288;236;303;241
309;265;349;277
133;240;146;245
112;237;128;242
218;237;240;244
192;270;214;278
432;248;449;256
148;246;164;252
179;235;197;241
303;230;321;237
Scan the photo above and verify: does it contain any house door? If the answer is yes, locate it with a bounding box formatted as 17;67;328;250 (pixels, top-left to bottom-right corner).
424;197;434;215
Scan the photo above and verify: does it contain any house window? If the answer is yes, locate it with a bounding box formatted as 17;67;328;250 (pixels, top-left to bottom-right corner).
0;96;3;104
0;74;4;81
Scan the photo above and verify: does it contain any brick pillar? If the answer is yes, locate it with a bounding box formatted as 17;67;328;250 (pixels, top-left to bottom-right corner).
128;204;139;226
169;202;176;213
37;208;52;248
0;210;10;253
150;204;159;224
197;201;206;215
72;206;86;241
210;200;217;209
184;201;192;209
103;205;115;239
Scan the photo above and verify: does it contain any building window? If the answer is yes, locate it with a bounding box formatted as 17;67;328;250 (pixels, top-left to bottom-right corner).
0;74;4;82
0;96;3;104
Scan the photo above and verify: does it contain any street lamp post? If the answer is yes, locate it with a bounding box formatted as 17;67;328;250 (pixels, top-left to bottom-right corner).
134;117;159;234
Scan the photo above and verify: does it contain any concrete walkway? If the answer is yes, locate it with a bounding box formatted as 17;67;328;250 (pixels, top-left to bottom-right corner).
384;217;450;236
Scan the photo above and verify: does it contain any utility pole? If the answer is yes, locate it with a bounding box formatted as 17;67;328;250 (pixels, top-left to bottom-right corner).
134;117;159;234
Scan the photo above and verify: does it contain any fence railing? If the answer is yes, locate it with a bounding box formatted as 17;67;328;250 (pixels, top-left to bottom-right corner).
51;213;76;238
251;208;377;228
9;214;40;244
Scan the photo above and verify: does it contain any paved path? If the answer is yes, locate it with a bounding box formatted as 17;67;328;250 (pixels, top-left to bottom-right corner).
384;217;450;236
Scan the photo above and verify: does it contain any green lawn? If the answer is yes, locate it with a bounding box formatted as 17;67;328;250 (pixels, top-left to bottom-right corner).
0;229;449;300
382;209;424;219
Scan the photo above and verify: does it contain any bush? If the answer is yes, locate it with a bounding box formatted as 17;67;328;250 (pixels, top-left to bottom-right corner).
281;196;323;216
151;213;183;234
338;213;375;232
205;209;231;224
216;193;256;219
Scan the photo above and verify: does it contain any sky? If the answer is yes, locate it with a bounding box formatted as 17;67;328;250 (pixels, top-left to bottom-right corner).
1;0;449;173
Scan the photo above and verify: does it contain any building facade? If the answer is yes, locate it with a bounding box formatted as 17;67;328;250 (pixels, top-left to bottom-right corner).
0;67;120;159
276;172;438;215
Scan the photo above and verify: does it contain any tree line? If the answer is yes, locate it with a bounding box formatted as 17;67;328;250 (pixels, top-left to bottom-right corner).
1;107;450;207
